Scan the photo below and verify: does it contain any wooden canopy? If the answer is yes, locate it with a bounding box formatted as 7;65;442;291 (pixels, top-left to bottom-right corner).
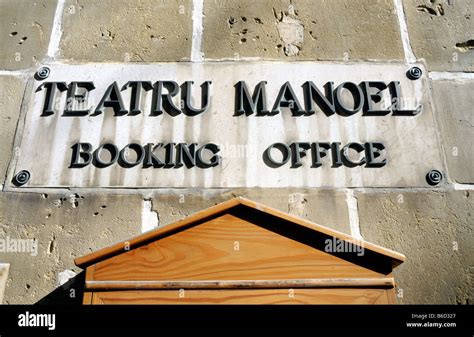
75;197;405;304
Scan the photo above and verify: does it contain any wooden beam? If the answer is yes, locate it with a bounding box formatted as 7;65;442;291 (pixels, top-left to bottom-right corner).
86;278;395;290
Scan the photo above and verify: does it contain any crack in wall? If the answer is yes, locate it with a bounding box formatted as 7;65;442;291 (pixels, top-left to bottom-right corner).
455;40;474;52
274;5;304;57
417;4;445;16
141;199;159;233
287;193;307;217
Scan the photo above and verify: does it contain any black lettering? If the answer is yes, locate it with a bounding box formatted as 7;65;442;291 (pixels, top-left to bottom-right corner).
335;82;364;116
175;143;197;168
263;143;291;168
163;143;176;168
341;142;366;167
181;81;211;116
290;142;311;168
122;81;153;116
234;81;269;116
92;81;128;116
69;143;92;168
92;143;119;168
271;81;306;116
150;81;181;116
365;142;386;167
310;142;331;167
118;143;145;168
36;82;67;117
330;142;343;167
196;143;220;168
389;81;420;116
143;143;165;168
302;81;336;116
360;81;390;116
63;82;95;117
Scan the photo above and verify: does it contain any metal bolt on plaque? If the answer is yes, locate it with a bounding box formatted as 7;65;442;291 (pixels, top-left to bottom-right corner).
406;67;422;80
12;170;31;187
426;170;442;186
35;67;50;80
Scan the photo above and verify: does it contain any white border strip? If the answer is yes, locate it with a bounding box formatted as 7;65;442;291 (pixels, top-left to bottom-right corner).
0;70;29;77
191;0;204;62
0;263;9;304
47;0;66;58
394;0;416;63
453;183;474;190
346;189;363;240
429;72;474;80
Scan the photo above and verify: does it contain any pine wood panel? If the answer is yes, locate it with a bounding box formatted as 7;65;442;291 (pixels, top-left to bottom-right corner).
91;288;390;304
91;214;388;282
386;288;398;304
75;198;242;267
83;292;93;304
75;197;405;268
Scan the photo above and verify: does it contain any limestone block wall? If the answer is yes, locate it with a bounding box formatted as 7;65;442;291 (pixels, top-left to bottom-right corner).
0;0;472;304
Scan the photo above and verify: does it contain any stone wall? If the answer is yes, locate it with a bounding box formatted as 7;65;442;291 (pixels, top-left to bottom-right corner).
0;0;472;304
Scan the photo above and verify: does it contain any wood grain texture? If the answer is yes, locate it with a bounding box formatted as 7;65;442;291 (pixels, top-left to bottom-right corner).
386;288;398;304
75;198;242;267
83;292;92;305
91;288;391;304
79;198;404;305
75;197;405;268
90;214;389;282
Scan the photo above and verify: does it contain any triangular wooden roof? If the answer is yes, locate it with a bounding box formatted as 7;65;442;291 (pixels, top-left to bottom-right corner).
75;197;405;268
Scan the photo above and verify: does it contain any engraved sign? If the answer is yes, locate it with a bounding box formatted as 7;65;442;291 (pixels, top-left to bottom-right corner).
7;62;444;188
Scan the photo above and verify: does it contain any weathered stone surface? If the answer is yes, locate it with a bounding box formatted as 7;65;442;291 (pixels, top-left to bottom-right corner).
0;0;57;70
404;0;474;71
0;192;142;304
0;264;9;304
0;76;26;185
203;0;404;60
431;80;474;184
59;0;193;62
152;189;351;235
357;190;473;304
